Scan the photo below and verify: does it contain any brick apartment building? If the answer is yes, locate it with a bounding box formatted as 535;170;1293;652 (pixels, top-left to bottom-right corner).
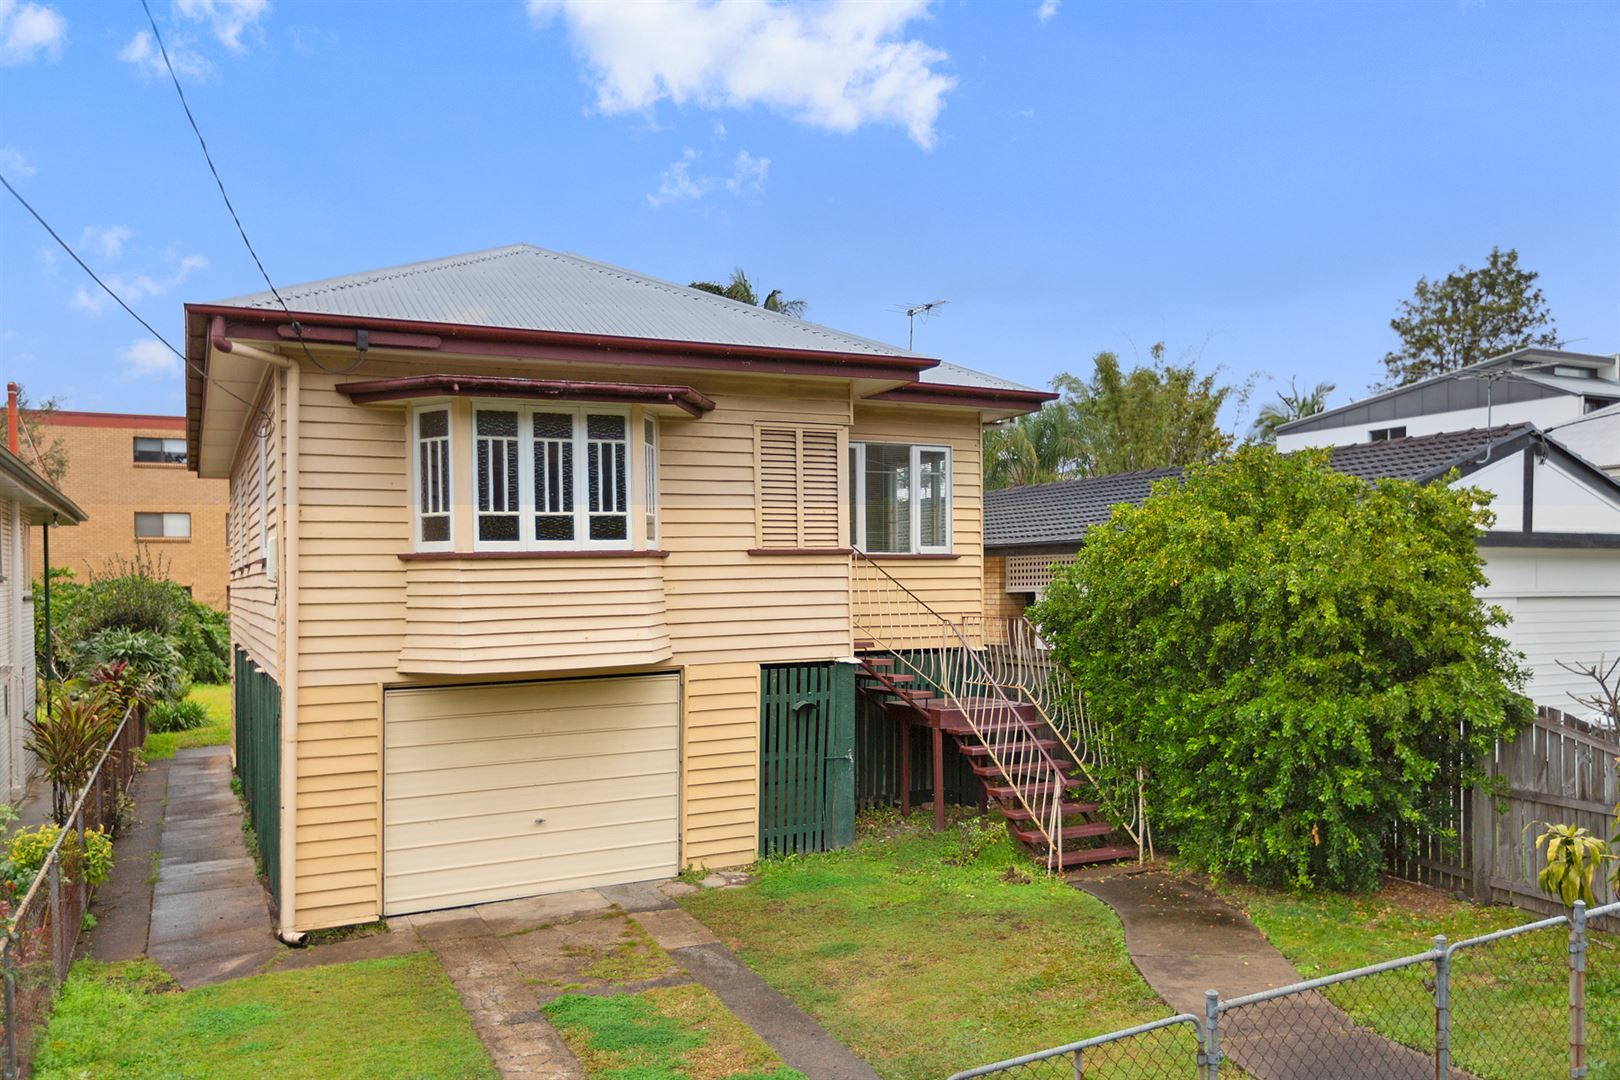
26;410;228;608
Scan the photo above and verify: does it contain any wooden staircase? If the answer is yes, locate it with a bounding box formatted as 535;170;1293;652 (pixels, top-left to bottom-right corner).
854;647;1138;870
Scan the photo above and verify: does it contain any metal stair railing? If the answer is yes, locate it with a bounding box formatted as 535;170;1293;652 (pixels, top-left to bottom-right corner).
975;614;1150;860
852;550;1070;867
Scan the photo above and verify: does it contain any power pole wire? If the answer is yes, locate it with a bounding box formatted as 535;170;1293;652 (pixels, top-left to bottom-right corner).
0;170;269;430
138;0;362;376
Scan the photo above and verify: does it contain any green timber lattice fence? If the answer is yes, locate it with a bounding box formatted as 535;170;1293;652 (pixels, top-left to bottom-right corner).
758;662;855;856
854;678;980;811
233;646;281;901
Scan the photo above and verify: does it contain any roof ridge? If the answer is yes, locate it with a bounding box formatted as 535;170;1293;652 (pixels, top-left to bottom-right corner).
220;244;534;307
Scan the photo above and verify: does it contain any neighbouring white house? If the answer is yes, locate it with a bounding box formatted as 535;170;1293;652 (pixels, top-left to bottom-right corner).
1275;347;1620;453
0;441;86;804
984;424;1620;719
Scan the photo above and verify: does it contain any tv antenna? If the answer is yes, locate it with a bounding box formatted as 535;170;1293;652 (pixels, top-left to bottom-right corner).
895;300;948;350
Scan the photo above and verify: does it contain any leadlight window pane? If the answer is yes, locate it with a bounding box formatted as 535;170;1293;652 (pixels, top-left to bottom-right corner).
919;449;948;549
421;517;450;543
643;417;657;543
534;412;571;440
862;443;911;553
418;410;448;439
479;515;519;542
590;516;628;540
476;409;520;542
536;516;573;541
587;414;625;440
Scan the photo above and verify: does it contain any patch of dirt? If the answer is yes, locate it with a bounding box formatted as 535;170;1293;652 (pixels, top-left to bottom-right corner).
1001;866;1033;885
1372;874;1465;917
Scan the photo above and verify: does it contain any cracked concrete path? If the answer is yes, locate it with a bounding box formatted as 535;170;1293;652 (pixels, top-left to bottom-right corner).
1075;868;1471;1080
144;746;279;987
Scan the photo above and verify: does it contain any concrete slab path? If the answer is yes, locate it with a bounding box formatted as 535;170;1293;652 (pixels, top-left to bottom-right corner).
1075;868;1469;1080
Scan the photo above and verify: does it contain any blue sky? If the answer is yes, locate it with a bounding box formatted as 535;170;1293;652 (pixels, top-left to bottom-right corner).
2;0;1617;424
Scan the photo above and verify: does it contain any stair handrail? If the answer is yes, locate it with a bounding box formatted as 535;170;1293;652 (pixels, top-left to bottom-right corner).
852;549;1070;865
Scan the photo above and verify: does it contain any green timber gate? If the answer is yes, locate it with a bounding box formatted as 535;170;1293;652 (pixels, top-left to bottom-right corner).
758;662;856;856
233;647;281;901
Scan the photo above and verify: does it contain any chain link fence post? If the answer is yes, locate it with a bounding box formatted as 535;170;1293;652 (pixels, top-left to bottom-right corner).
1433;934;1450;1080
1569;900;1586;1080
1203;989;1221;1079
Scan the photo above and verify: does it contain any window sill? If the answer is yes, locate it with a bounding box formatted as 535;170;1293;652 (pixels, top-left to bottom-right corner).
398;549;671;561
133;461;188;469
747;547;853;556
860;552;961;560
135;536;192;544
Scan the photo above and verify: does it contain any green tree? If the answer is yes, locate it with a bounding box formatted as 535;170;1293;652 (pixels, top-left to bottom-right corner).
1031;446;1531;890
1247;378;1335;445
1380;246;1559;388
690;268;806;318
15;385;69;484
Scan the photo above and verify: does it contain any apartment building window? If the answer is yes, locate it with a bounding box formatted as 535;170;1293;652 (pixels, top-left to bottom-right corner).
135;512;191;539
133;437;187;464
1368;426;1407;442
849;442;951;554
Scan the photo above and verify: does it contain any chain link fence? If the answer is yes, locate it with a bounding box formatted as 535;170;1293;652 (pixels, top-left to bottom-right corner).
1;704;142;1079
954;899;1618;1080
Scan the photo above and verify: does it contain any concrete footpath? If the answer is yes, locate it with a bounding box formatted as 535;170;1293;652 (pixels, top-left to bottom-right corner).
1074;868;1470;1080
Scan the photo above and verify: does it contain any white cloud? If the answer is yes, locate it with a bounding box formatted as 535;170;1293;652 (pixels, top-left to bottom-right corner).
0;0;67;65
0;145;36;177
72;254;208;315
175;0;268;52
648;147;771;207
78;225;132;261
529;0;956;149
1037;0;1060;21
119;29;212;79
119;339;180;380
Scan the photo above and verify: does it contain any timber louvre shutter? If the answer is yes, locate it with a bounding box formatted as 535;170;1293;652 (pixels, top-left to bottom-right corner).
755;424;841;548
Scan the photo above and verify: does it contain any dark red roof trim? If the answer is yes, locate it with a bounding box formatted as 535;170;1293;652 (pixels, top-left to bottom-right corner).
30;410;186;430
187;304;937;383
336;374;716;416
867;383;1057;411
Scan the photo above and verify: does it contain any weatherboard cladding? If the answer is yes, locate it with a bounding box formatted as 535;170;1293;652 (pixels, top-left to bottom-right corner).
213;244;1034;393
985;425;1533;550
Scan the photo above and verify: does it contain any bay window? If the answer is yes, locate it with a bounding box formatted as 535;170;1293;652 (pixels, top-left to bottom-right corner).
849;442;951;554
412;402;654;552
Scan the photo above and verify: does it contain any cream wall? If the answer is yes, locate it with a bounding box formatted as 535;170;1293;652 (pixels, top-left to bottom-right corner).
224;348;990;930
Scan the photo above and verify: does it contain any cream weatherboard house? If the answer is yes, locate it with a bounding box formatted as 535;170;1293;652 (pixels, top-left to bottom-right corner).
183;244;1052;936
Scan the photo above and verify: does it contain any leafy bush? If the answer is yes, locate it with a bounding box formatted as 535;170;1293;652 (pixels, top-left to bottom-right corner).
1032;446;1532;891
174;601;229;684
6;824;113;893
28;689;121;825
149;698;210;733
76;628;188;703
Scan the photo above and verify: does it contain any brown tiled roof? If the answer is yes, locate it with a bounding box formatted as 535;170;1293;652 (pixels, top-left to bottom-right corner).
985;425;1533;551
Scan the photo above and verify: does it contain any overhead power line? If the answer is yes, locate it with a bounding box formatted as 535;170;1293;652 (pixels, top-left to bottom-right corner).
138;0;361;376
0;170;270;433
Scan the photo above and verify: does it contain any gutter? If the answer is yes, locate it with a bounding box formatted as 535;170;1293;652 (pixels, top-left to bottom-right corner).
212;326;307;947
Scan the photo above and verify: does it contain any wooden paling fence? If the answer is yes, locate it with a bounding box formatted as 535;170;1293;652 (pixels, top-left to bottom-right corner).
1389;706;1618;918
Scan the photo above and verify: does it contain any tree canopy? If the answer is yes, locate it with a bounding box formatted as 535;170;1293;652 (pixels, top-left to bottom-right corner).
1031;446;1531;890
1247;379;1334;445
984;344;1242;489
690;268;806;318
1380;246;1559;388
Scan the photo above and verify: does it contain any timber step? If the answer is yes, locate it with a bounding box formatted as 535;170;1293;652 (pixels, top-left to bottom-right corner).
969;759;1070;780
998;800;1100;822
1008;820;1117;845
981;777;1083;799
957;738;1064;758
1056;845;1140;868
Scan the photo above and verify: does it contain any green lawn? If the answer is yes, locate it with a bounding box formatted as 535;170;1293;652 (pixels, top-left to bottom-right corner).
678;811;1179;1080
32;953;497;1080
1221;878;1619;1080
544;984;804;1079
142;683;231;760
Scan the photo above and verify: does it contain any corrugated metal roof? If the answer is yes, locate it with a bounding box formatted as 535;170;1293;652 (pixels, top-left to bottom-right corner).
215;243;1027;385
985;425;1535;550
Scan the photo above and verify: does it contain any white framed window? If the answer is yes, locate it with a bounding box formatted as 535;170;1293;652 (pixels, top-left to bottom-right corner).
643;416;659;546
462;403;639;552
135;512;191;539
849;442;951;554
133;436;187;464
411;406;454;551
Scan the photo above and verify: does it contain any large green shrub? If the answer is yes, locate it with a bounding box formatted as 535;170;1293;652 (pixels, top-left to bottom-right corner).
149;698;210;734
76;628;188;703
1031;446;1532;891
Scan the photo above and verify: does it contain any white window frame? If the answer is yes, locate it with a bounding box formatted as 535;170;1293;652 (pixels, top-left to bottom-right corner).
643;416;659;547
410;403;455;553
469;401;638;553
134;512;192;539
849;441;952;555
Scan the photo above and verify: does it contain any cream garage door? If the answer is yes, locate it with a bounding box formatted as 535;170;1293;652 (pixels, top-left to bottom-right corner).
383;674;680;916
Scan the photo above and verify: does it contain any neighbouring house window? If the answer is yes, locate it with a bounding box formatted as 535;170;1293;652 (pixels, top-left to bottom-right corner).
1369;426;1407;442
135;512;191;539
643;417;659;545
462;404;642;551
849;442;951;554
414;407;453;548
133;436;187;464
756;425;841;548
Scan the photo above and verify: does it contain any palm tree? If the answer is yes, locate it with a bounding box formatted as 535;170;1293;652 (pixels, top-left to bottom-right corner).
1248;379;1335;444
983;398;1089;489
690;268;807;318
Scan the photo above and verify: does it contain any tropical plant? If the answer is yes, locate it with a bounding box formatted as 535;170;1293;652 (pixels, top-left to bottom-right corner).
983;397;1087;488
27;689;120;825
76;628;187;703
1379;246;1559;388
149;697;209;734
87;660;159;718
7;824;113;892
689;268;806;317
1247;379;1335;444
1032;445;1532;890
1534;823;1613;908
